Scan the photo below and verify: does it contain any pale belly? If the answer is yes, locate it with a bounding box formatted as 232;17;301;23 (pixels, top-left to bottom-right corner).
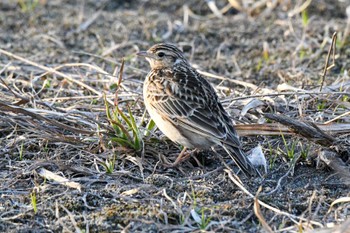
144;97;193;147
143;82;216;149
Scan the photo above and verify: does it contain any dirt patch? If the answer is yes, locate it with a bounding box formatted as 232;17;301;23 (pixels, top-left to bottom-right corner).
0;0;349;232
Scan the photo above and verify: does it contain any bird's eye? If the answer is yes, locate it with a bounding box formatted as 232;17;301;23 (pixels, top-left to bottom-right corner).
157;52;165;57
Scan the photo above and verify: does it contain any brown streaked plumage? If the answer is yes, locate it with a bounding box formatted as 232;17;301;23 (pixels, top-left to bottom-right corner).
138;43;259;177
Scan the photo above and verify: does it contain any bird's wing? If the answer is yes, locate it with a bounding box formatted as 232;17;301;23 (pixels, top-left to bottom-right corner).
146;66;241;148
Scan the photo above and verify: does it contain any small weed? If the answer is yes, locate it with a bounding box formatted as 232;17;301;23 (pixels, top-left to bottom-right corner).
179;214;185;225
300;142;310;160
30;190;37;214
91;99;98;105
109;83;119;91
18;0;39;12
143;117;156;137
255;59;263;72
299;48;308;60
342;95;348;102
100;154;117;174
105;59;143;151
281;134;297;160
263;42;269;61
190;183;197;207
301;9;309;27
43;140;49;153
19;141;24;161
44;79;51;89
199;208;211;230
105;98;143;151
317;100;327;111
267;140;278;169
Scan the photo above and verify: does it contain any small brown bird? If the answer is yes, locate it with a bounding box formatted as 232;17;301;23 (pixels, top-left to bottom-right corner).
138;43;259;177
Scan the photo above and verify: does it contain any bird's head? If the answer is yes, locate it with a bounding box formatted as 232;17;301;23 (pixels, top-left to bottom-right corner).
137;43;188;69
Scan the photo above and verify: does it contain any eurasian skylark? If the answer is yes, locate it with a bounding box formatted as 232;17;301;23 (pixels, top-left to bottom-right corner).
138;43;258;177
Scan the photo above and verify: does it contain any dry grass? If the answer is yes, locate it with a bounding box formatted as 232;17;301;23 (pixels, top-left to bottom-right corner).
0;0;349;232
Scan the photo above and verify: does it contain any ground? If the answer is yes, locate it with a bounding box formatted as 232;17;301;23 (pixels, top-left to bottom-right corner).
0;0;350;232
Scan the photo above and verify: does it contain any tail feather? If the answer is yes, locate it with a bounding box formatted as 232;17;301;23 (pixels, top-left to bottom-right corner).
222;145;261;177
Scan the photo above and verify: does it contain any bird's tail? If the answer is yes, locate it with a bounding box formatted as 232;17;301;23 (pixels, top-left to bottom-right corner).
222;145;261;177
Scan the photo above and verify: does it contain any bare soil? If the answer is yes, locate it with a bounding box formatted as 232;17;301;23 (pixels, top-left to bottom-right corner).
0;0;349;232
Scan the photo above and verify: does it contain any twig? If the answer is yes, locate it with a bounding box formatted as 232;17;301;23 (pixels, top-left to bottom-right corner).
0;101;94;135
198;69;261;90
225;169;323;227
319;32;337;92
0;48;113;105
324;111;350;124
288;0;312;17
60;204;83;233
254;186;274;233
38;168;82;191
235;123;350;136
263;113;336;147
230;91;349;101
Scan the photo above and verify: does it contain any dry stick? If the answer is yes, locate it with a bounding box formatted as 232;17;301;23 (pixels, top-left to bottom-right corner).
198;69;261;90
183;3;233;20
319;32;337;92
306;219;350;233
253;186;274;233
42;95;114;101
324;111;350;124
72;50;147;74
264;114;350;184
235;123;350;136
114;58;125;106
199;70;349;98
0;77;62;111
224;169;323;227
38;62;129;91
60;204;83;233
288;0;312;17
227;0;242;11
0;48;113;105
230;91;349;101
263;113;336;147
38;168;82;191
0;101;94;135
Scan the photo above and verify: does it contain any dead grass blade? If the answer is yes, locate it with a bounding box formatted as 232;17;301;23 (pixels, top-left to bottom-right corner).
324;111;350;124
224;169;323;228
38;168;82;191
60;204;83;233
288;0;312;17
264;113;336;147
253;186;274;233
319;32;337;91
235;123;350;136
306;218;350;233
327;197;350;214
0;48;108;101
0;101;94;136
227;0;242;11
206;0;223;18
114;58;125;106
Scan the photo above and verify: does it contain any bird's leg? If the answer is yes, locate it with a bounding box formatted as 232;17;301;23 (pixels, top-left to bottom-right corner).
163;147;191;167
174;147;191;164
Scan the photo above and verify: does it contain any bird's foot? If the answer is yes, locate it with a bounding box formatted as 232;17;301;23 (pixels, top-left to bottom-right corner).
161;147;193;167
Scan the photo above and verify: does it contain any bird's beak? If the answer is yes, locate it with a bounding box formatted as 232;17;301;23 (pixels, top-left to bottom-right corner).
136;51;159;60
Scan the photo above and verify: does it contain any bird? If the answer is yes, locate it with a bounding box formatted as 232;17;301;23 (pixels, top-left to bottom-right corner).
137;43;259;177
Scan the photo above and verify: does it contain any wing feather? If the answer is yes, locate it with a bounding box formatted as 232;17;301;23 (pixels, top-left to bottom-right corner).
147;66;241;148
